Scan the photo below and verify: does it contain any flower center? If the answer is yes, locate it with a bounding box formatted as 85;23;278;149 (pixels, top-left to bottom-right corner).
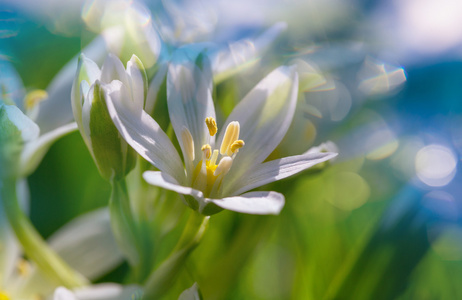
182;117;244;198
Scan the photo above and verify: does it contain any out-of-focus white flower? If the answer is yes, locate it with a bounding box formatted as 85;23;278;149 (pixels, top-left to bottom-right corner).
0;103;40;178
156;0;217;44
82;0;161;69
0;207;123;300
0;35;115;177
106;50;337;215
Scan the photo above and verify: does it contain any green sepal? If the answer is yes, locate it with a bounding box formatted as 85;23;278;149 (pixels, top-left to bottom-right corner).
88;82;136;181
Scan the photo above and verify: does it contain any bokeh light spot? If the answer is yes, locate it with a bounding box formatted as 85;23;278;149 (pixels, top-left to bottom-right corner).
365;128;399;160
358;56;406;96
415;144;457;187
325;172;370;211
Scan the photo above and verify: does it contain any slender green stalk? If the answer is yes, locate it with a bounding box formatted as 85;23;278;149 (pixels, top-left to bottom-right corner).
0;177;88;288
142;210;209;299
109;177;147;281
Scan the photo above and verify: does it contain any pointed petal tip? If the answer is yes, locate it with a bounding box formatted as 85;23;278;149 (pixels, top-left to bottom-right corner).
78;53;86;62
129;53;141;62
127;54;145;70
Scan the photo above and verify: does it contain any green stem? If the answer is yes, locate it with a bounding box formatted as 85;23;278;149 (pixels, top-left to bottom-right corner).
0;177;87;288
109;178;146;281
142;210;209;299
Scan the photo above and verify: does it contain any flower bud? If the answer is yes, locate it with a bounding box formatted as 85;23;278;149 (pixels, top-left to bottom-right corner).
86;81;136;181
71;54;145;181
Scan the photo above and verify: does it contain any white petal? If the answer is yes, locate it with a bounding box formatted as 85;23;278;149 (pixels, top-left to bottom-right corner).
3;104;40;142
53;284;142;300
105;81;185;183
100;54;129;86
81;83;94;146
167;52;216;166
75;81;93;149
143;171;203;200
54;287;78;300
228;152;338;196
46;208;123;280
35;36;108;133
218;65;299;182
126;55;148;112
71;54;101;137
19;122;78;177
208;191;285;215
17;209;125;296
74;284;142;300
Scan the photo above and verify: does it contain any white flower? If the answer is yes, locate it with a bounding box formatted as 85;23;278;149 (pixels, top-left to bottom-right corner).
0;34;114;178
106;50;337;215
0;203;123;300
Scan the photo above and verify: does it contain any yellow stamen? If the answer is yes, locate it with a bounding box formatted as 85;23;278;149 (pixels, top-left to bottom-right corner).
181;127;195;162
17;258;30;277
201;144;212;159
214;156;233;176
24;89;48;110
205;117;218;136
230;139;245;154
220;121;240;155
210;149;219;166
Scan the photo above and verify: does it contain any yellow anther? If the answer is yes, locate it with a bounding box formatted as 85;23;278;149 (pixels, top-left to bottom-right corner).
230;140;245;154
220;121;240;155
205;117;218;136
201;144;212;159
24;89;48;110
181;127;195;162
17;258;30;277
